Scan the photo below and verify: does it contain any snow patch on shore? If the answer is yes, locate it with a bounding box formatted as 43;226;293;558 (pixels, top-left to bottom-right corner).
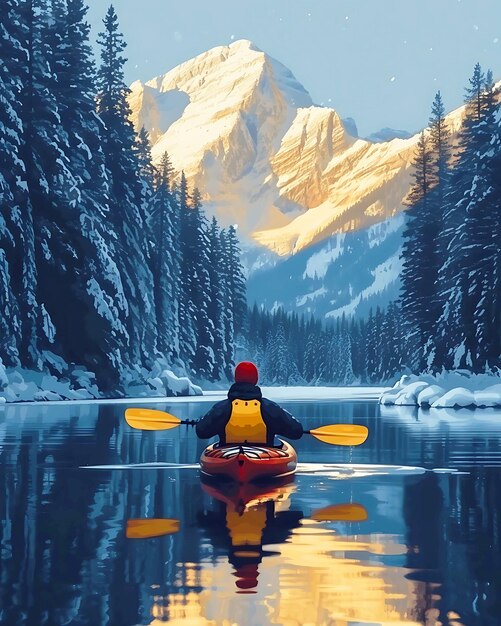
380;371;501;408
0;356;202;404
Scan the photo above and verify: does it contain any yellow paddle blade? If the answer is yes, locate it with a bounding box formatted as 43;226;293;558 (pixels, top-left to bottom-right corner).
126;518;180;539
311;503;368;522
308;424;369;446
124;408;181;431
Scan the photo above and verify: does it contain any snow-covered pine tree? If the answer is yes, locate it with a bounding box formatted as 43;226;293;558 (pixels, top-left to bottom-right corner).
96;5;157;369
435;64;498;370
425;91;452;366
338;314;354;384
0;0;36;366
380;302;402;380
177;171;197;367
149;152;181;361
399;131;433;371
39;0;129;388
465;71;501;370
206;217;226;381
190;188;214;379
136;126;156;189
219;226;236;378
19;0;84;363
223;225;247;337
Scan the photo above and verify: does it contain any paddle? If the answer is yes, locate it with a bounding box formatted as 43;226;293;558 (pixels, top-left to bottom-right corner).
125;408;368;446
126;503;367;539
311;503;368;522
304;424;369;447
124;408;196;431
126;518;180;539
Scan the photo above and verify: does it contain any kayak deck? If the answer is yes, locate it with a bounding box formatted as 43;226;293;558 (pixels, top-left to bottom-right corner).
200;440;297;482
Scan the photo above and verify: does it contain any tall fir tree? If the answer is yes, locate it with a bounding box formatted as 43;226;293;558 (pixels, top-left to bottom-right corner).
399;131;433;371
41;0;129;387
96;4;157;369
189;188;214;379
206;217;227;380
177;171;197;367
435;64;497;370
0;0;35;366
149;152;181;361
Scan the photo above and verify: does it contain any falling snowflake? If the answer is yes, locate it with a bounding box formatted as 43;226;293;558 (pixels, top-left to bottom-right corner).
473;24;479;31
230;34;235;40
494;37;499;43
390;76;396;82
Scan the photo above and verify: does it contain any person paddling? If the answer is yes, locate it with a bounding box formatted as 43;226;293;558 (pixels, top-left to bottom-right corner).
196;362;303;446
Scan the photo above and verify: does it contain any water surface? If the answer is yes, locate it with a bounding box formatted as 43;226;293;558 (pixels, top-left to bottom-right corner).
0;395;500;625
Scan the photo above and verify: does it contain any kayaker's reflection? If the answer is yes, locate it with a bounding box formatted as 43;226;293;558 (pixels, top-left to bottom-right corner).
126;480;368;594
198;477;301;593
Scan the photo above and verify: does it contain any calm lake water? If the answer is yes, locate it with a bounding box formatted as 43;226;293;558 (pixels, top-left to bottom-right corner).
0;394;501;626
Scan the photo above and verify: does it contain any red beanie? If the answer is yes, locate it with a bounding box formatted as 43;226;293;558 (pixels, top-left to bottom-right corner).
234;362;258;385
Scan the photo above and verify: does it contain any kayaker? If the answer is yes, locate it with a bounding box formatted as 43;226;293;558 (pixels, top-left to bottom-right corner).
196;361;303;446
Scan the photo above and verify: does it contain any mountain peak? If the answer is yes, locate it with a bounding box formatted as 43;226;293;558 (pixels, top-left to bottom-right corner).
227;39;262;53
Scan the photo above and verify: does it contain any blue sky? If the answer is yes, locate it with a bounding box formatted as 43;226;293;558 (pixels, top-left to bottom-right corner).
87;0;501;137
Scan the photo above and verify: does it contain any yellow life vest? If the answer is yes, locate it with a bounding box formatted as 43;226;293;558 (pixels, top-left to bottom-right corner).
225;399;267;444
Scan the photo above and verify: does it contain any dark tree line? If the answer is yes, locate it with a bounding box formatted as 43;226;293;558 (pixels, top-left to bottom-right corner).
243;303;403;385
400;64;501;374
0;2;246;392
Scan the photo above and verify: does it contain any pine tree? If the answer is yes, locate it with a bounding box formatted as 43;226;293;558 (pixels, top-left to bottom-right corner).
96;4;157;369
18;0;70;366
150;152;181;361
435;64;498;370
190;188;214;379
206;217;226;380
177;171;197;367
224;225;247;336
399;131;433;371
219;227;236;377
38;0;129;387
0;0;36;366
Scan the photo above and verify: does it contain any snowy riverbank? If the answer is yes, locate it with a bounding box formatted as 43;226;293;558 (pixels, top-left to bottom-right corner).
0;358;202;404
380;372;501;408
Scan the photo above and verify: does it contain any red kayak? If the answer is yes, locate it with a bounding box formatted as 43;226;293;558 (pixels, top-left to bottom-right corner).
200;440;297;482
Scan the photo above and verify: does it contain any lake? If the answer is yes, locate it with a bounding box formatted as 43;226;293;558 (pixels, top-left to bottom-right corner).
0;391;500;626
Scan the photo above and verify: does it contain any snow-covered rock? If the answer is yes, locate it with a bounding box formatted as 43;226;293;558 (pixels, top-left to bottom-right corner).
474;384;501;407
380;372;501;409
432;387;475;408
0;361;203;403
417;385;445;407
159;369;203;397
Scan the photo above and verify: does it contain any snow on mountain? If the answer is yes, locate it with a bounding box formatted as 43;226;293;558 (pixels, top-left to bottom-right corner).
128;40;471;318
129;40;466;258
247;214;405;319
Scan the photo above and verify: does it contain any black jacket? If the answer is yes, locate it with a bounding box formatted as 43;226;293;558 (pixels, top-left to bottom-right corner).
196;382;303;445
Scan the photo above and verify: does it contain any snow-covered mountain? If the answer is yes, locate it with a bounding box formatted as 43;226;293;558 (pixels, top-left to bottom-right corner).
128;40;470;318
246;214;405;319
129;40;464;258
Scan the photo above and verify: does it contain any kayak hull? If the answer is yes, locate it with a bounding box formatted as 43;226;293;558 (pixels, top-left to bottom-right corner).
200;440;297;482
